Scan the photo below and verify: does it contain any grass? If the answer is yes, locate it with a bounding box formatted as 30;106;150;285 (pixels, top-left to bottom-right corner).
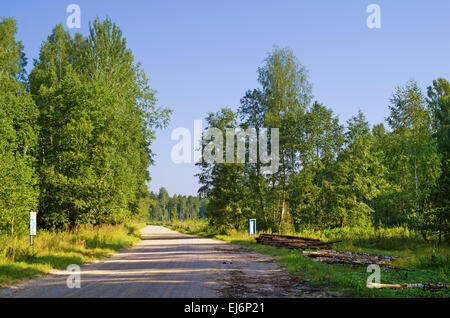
164;219;450;298
0;223;145;287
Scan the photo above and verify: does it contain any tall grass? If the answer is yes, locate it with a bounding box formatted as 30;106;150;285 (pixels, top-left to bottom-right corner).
166;219;424;251
0;223;144;286
287;226;424;251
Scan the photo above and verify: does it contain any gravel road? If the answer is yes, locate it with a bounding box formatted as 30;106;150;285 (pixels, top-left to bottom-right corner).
0;226;329;298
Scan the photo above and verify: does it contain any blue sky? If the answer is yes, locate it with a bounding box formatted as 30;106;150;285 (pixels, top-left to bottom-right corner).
2;0;449;196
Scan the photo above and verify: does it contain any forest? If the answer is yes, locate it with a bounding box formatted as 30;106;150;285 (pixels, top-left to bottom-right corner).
196;48;449;244
0;16;448;246
0;1;449;300
0;17;171;235
149;187;208;221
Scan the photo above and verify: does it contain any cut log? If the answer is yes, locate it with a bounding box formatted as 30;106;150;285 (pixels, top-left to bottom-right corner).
257;234;322;242
367;282;450;290
260;242;333;250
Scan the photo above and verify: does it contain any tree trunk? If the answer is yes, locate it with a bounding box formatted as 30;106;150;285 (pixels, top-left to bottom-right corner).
278;189;286;234
256;153;265;227
11;216;14;236
414;157;427;242
371;198;376;228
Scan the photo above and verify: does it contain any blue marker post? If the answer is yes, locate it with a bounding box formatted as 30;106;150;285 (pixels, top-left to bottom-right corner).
249;219;256;237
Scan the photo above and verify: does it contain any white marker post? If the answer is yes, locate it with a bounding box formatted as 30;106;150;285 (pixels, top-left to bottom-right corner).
249;219;256;237
30;211;36;246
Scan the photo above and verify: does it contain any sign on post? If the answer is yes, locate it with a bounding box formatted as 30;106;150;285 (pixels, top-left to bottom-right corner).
30;212;36;246
249;219;256;237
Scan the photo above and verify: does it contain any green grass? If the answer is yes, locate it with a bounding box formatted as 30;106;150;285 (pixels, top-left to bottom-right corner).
0;223;145;287
164;219;450;298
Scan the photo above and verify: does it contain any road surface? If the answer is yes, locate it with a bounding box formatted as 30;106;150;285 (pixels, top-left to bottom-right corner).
0;226;329;298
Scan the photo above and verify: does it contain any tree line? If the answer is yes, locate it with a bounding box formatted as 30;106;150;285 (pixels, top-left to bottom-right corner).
197;47;449;243
149;187;208;221
0;17;171;234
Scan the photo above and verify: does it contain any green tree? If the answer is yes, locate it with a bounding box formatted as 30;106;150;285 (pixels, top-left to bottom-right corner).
158;187;170;221
386;80;440;240
257;47;313;232
331;110;387;228
197;108;251;230
238;89;272;230
291;102;344;229
29;18;171;228
0;18;39;235
426;78;450;242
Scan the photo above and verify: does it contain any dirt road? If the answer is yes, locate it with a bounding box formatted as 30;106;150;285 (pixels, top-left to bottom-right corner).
0;226;329;298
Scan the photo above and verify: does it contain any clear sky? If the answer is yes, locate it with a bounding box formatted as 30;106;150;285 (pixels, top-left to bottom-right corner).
2;0;449;196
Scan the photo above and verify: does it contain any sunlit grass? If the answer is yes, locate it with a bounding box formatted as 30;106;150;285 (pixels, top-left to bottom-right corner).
0;223;144;286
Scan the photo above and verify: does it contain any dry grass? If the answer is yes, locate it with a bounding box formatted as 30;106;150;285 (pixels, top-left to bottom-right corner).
0;223;144;286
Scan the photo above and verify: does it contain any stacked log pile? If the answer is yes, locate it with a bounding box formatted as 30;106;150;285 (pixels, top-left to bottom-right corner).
255;234;341;250
256;234;397;267
256;234;448;291
302;250;396;266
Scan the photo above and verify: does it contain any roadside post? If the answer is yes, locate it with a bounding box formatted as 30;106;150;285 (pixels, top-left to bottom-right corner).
30;211;36;246
249;219;256;237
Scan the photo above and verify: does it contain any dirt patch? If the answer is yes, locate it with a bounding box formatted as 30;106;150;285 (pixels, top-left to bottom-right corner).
213;245;332;298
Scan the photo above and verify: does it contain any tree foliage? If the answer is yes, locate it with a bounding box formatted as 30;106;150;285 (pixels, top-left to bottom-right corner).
197;47;448;243
28;19;171;228
0;17;171;231
149;187;207;222
0;18;39;235
0;17;447;243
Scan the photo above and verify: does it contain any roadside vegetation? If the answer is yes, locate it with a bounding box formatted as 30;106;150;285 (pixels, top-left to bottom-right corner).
194;47;449;246
165;219;449;298
159;47;449;298
0;223;144;286
0;17;170;235
0;17;168;286
0;13;448;298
